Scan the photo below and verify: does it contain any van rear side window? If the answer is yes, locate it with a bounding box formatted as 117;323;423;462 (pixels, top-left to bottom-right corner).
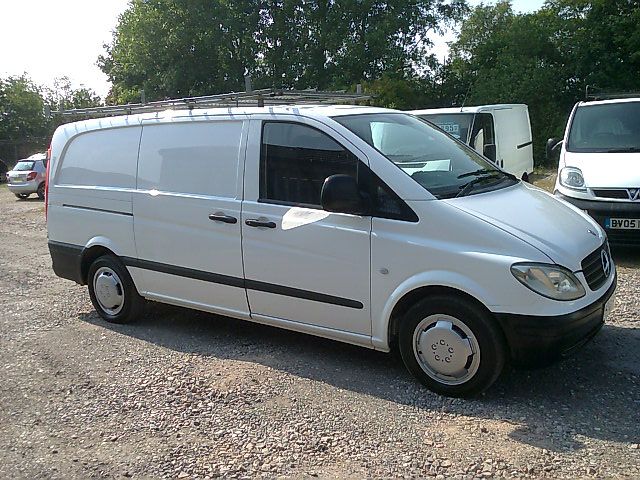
138;121;243;197
58;127;141;188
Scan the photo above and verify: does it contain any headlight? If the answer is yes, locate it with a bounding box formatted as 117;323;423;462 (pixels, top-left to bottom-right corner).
559;167;586;190
511;263;586;301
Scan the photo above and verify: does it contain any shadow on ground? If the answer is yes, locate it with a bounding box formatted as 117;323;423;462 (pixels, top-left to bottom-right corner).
80;289;640;453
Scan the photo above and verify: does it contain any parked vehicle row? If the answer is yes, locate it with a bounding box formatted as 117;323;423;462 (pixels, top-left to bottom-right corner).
46;105;615;397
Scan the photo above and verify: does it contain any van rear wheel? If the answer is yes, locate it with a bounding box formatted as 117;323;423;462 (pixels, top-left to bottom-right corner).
398;295;506;397
87;255;144;324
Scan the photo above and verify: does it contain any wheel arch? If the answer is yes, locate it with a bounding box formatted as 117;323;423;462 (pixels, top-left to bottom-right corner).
80;245;116;284
385;285;494;353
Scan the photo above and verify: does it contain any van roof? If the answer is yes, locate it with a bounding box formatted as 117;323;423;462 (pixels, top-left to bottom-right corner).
578;97;640;107
410;104;528;115
55;104;398;135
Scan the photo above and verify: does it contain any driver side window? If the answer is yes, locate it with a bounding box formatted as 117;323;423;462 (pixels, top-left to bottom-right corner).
260;122;358;208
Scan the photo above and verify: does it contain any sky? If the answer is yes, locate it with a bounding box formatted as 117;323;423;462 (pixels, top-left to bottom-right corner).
0;0;546;100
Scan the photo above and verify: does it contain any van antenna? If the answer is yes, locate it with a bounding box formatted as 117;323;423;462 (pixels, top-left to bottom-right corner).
460;84;472;112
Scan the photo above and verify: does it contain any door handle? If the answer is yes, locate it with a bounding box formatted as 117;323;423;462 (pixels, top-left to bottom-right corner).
245;218;276;229
209;213;238;224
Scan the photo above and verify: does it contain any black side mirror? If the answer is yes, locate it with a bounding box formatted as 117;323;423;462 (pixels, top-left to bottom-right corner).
483;143;497;161
321;174;368;215
546;138;562;160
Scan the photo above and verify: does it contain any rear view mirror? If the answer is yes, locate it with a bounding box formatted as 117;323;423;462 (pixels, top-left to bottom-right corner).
321;174;368;215
546;138;562;160
483;144;496;161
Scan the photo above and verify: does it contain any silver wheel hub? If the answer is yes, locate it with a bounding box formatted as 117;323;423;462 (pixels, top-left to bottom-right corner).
93;267;124;315
413;315;480;385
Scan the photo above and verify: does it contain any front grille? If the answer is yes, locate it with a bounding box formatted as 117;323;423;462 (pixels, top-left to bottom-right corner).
592;189;629;200
580;242;610;291
605;229;640;247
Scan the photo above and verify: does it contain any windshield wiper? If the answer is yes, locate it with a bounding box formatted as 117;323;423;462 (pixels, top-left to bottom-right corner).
604;147;640;153
457;168;502;179
455;173;506;198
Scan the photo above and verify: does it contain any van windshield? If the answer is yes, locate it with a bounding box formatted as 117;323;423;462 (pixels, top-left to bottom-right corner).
567;101;640;153
335;113;517;199
13;161;35;171
417;113;474;142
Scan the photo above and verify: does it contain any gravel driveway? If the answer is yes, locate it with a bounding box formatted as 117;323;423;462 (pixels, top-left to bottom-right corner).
0;184;639;479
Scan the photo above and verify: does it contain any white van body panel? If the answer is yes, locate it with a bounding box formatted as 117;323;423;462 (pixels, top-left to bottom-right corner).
133;116;250;318
410;104;534;179
47;105;613;357
556;150;640;199
241;116;373;337
48;124;141;264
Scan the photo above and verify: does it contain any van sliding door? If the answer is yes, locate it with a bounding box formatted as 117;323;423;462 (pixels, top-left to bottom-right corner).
132;118;250;318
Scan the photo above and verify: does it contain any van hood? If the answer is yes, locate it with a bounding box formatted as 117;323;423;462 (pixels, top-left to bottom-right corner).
563;151;640;188
445;182;603;270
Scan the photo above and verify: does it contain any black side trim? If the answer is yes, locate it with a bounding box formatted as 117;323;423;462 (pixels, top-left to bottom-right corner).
48;241;84;284
63;204;133;216
245;279;364;309
121;257;245;288
121;257;364;309
516;141;533;149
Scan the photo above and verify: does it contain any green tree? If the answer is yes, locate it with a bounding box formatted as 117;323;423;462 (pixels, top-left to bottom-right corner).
99;0;467;101
0;75;48;161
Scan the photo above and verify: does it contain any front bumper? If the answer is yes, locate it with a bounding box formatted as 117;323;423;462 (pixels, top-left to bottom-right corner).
7;180;38;194
556;192;640;247
495;274;616;366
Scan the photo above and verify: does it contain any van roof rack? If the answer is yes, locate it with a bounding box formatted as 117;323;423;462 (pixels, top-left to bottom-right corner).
50;87;371;117
585;85;640;101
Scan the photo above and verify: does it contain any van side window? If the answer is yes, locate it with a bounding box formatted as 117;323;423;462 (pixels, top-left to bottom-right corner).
260;122;358;207
470;113;495;158
138;121;243;197
58;127;141;189
359;168;418;222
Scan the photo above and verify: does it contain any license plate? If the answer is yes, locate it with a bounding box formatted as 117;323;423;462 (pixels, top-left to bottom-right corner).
11;178;24;183
603;294;615;322
605;218;640;230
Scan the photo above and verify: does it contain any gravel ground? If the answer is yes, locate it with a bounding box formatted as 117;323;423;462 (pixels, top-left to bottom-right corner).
0;184;639;479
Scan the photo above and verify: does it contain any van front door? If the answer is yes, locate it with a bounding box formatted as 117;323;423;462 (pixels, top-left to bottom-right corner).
132;119;250;318
241;119;372;338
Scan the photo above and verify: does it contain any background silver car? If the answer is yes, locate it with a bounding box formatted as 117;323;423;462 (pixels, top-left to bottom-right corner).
7;153;47;200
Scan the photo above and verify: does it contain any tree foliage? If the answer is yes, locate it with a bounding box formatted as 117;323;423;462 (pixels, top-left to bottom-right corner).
0;75;101;162
98;0;467;103
444;0;640;165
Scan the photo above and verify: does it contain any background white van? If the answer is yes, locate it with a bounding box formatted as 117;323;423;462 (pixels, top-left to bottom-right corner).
551;97;640;247
410;104;534;181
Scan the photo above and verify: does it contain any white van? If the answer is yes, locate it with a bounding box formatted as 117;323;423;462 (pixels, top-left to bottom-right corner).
551;97;640;247
46;106;615;397
410;105;534;181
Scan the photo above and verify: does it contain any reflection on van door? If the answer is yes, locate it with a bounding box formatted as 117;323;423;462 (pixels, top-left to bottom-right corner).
132;119;250;318
241;119;372;336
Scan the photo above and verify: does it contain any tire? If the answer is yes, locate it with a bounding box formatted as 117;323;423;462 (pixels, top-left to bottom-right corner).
37;182;45;199
15;193;30;199
398;295;506;397
87;255;144;324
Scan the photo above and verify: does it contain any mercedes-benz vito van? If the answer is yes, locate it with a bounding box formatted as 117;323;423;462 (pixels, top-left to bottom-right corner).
551;97;640;246
46;106;616;397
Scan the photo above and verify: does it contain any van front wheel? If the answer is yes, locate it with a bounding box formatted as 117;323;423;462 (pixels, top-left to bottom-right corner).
87;255;144;324
398;295;506;397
